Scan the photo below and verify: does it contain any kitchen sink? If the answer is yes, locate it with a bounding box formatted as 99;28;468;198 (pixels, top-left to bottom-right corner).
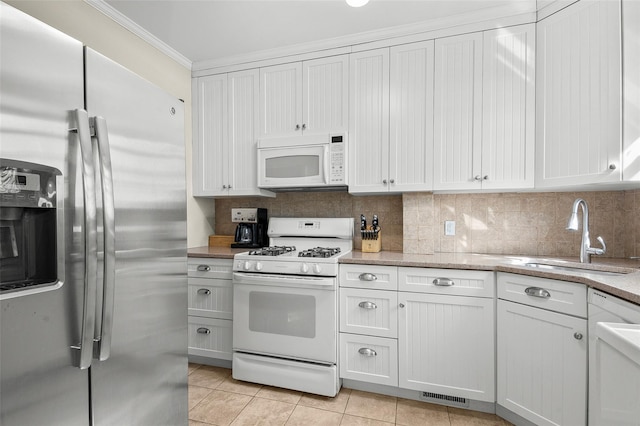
523;262;630;277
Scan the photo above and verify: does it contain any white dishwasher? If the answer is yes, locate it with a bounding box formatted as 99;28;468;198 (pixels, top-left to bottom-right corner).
588;288;640;425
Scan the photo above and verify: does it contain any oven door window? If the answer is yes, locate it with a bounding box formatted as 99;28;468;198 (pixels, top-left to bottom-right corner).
249;292;315;338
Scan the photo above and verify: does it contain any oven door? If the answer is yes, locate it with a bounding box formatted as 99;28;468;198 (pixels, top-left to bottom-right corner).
257;144;329;188
232;272;337;364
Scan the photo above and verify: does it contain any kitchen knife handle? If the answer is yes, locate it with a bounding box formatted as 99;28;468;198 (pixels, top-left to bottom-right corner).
358;273;378;281
358;348;377;357
358;301;377;309
93;116;116;362
432;278;455;286
70;109;98;370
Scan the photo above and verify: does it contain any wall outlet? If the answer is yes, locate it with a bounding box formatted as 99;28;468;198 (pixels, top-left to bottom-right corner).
444;221;456;236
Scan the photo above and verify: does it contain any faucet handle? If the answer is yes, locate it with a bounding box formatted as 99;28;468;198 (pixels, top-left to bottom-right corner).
588;236;607;256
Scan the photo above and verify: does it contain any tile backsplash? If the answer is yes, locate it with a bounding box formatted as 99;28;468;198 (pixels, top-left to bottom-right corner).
214;189;640;259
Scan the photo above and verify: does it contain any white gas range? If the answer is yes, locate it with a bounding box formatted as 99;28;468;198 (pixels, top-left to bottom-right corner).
231;217;354;397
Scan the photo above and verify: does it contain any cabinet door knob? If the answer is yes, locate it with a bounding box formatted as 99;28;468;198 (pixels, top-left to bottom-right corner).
609;164;617;170
382;179;388;184
197;288;211;295
574;332;583;340
399;303;405;308
358;273;377;281
358;301;377;309
196;327;211;334
358;348;377;357
302;123;306;130
389;179;395;184
483;175;489;180
295;124;300;130
474;175;482;181
222;185;227;189
197;265;211;272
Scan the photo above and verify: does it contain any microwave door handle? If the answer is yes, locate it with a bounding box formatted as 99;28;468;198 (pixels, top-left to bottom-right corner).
323;145;329;184
92;116;116;362
70;109;98;370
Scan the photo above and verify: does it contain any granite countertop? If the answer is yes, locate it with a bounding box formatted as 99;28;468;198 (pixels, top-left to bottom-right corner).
188;246;640;305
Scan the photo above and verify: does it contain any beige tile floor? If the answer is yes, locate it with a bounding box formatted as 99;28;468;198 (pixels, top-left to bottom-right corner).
188;364;514;426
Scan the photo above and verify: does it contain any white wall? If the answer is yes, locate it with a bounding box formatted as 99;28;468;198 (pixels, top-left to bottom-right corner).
6;0;215;247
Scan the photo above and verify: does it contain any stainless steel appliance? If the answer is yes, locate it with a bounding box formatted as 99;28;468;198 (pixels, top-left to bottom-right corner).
231;207;268;248
0;3;187;425
232;217;354;397
257;133;347;191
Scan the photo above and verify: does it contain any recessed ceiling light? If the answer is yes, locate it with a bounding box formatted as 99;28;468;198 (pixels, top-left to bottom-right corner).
346;0;370;7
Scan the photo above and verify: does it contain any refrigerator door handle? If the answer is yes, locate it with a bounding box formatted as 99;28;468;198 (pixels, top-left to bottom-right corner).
92;116;116;362
70;109;98;370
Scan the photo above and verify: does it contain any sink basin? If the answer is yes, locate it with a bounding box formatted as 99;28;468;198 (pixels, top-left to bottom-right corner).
523;262;629;277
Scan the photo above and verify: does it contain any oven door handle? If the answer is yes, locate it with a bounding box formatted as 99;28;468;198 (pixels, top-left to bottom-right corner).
233;272;335;289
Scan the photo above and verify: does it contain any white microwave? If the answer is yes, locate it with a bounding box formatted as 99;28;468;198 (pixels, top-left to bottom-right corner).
257;133;347;191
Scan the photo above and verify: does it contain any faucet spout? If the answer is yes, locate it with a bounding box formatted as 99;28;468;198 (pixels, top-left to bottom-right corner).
566;198;606;263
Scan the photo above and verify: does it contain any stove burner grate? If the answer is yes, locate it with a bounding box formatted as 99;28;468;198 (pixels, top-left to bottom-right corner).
248;246;296;256
298;247;341;258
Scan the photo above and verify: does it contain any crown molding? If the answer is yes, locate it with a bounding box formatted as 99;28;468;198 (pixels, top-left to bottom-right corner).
84;0;192;70
192;2;536;74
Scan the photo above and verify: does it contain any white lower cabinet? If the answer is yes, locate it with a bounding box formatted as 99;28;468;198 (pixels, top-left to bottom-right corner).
398;290;495;403
497;273;587;426
187;258;234;362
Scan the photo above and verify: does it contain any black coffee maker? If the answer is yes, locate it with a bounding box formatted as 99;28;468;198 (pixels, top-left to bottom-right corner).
231;208;268;248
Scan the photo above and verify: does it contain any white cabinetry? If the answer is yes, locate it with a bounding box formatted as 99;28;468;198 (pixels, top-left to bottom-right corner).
536;0;622;187
497;273;587;426
259;55;348;138
187;258;234;362
339;264;398;386
350;42;436;194
398;268;495;403
433;25;535;191
193;70;274;197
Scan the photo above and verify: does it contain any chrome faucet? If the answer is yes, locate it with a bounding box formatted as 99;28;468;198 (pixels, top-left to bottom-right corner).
566;198;606;263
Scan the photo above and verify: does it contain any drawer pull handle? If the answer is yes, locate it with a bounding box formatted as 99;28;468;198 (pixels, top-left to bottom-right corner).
358;348;377;357
197;265;211;272
433;278;454;286
358;301;377;309
358;273;377;281
197;288;211;295
196;327;211;334
525;287;551;299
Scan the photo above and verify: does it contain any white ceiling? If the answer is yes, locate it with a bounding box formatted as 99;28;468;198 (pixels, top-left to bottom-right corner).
103;0;536;67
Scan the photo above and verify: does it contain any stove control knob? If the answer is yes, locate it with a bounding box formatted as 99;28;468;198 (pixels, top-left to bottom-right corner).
300;263;309;273
312;264;322;274
255;262;263;271
243;261;252;271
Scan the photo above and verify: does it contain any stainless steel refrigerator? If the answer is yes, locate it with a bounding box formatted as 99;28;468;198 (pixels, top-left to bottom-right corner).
0;3;188;425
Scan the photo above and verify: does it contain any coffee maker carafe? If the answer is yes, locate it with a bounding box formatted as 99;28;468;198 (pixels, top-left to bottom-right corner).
231;208;267;248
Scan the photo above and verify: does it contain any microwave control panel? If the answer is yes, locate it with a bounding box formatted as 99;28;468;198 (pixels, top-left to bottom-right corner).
329;135;346;185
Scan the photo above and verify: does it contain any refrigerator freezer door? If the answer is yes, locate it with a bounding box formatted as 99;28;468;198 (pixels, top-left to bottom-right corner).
84;48;188;425
0;3;90;425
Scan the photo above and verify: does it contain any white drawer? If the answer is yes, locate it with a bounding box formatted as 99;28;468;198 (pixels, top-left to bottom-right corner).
188;258;233;279
340;264;398;290
188;317;233;360
188;278;233;319
399;267;495;298
340;288;398;338
339;333;398;386
497;272;587;318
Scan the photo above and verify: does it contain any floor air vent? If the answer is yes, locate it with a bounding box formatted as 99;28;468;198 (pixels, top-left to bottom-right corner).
419;391;469;408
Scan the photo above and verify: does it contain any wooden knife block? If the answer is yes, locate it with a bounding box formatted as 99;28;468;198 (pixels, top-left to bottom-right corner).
361;231;381;253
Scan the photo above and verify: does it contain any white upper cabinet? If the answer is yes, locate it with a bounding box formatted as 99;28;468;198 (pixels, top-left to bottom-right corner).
193;71;274;197
482;24;536;190
536;0;622;187
259;55;348;138
433;33;483;191
193;74;227;196
350;42;435;194
348;48;391;193
434;25;535;191
389;41;435;193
